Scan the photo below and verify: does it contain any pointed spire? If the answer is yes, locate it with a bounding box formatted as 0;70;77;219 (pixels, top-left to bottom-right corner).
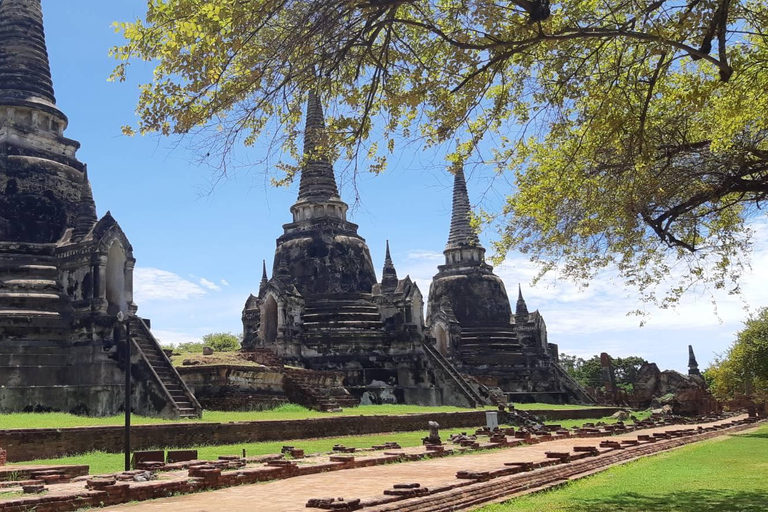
446;169;480;250
515;284;529;320
381;240;399;293
0;0;60;111
296;90;340;203
688;345;701;376
72;170;97;240
260;259;269;285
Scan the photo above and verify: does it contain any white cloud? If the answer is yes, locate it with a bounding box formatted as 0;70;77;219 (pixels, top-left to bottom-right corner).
406;250;443;262
393;228;768;372
134;268;207;301
221;279;230;287
151;330;203;346
199;278;222;292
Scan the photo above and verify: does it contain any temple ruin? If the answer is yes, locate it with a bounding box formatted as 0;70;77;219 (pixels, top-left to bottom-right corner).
241;92;592;406
425;170;592;403
0;0;199;418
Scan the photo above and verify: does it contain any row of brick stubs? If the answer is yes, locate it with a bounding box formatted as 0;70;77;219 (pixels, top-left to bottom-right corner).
0;417;755;512
365;418;763;512
0;408;624;463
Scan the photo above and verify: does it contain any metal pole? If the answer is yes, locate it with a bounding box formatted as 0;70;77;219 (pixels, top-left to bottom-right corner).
124;317;131;471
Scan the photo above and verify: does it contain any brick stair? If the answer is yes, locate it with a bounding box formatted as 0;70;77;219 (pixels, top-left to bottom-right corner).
0;243;71;340
129;317;202;419
421;341;488;407
283;369;357;411
302;294;386;337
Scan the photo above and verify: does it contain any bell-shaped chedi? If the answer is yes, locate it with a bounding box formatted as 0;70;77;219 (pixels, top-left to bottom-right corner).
272;90;377;296
426;168;512;329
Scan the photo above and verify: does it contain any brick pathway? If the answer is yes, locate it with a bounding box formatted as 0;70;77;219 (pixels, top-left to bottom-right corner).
102;416;747;512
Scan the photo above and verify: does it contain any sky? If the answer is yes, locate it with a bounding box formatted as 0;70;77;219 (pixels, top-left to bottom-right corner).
35;0;768;372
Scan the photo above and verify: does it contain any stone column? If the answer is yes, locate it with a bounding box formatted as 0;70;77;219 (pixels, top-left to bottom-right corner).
92;253;108;313
125;257;138;314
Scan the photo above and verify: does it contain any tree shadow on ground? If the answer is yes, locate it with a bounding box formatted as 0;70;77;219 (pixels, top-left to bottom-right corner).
575;490;768;512
731;432;768;440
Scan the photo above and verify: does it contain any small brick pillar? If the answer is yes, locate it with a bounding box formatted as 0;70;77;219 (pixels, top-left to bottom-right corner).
0;447;7;466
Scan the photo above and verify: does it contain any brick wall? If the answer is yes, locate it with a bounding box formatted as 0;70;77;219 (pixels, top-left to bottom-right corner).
0;408;619;463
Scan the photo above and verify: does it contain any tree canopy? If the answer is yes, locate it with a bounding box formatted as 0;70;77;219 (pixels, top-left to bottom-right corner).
559;353;648;390
707;307;768;401
112;0;768;307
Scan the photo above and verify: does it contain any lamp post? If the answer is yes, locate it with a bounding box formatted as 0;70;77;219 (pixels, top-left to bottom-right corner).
117;311;131;471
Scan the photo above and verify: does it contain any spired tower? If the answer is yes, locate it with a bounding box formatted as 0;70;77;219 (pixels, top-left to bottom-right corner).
427;169;594;403
241;93;483;406
0;0;200;417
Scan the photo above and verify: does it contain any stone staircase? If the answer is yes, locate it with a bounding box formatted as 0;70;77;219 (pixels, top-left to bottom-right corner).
302;294;386;341
283;368;359;412
421;341;488;408
550;360;597;404
129;317;202;418
0;242;71;340
457;325;523;365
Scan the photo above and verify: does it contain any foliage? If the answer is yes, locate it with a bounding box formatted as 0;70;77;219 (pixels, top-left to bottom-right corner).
561;353;648;389
176;341;205;353
112;0;768;308
202;332;241;352
706;307;768;400
478;423;768;512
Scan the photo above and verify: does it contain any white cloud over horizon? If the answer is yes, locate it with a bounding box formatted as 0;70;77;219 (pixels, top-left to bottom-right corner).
134;268;207;302
398;240;768;372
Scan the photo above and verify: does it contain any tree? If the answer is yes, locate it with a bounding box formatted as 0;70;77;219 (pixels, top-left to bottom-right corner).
707;307;768;400
111;0;768;308
202;332;241;352
561;353;648;390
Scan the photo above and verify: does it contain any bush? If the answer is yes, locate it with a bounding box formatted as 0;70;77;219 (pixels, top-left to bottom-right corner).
202;332;241;352
176;341;205;353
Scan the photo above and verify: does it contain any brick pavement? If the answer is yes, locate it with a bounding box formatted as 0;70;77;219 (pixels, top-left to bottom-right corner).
102;415;750;512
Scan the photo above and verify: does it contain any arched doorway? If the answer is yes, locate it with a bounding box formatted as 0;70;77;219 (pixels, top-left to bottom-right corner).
105;242;127;315
435;324;449;357
262;295;278;344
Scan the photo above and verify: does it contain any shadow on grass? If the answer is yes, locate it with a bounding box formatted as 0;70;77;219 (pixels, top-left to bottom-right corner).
575;490;768;512
731;432;768;440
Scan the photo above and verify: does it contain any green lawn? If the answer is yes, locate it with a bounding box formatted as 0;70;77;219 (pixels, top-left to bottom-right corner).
479;424;768;512
0;403;609;430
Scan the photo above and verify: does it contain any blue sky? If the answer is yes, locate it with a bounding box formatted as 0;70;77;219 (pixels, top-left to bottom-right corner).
38;0;768;372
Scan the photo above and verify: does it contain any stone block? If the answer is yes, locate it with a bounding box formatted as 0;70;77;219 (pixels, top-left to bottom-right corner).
167;450;198;463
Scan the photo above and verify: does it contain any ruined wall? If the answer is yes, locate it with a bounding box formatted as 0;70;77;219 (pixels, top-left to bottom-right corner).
178;365;288;411
0;408;620;462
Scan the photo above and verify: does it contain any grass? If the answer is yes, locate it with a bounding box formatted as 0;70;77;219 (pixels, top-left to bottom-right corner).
478;423;768;512
0;403;610;430
169;351;262;368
